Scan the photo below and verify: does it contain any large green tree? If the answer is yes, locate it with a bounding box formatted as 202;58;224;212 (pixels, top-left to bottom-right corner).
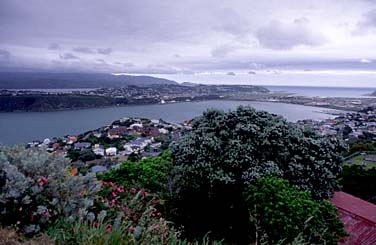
245;177;347;244
169;107;345;243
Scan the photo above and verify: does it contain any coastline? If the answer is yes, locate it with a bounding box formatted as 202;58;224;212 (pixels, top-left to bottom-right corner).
0;96;356;113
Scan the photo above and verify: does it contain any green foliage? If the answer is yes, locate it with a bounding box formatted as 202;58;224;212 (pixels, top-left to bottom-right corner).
47;218;225;245
0;146;101;235
169;107;345;242
346;141;376;156
98;152;173;193
244;177;347;245
78;149;97;162
67;149;100;162
49;184;180;244
338;165;376;204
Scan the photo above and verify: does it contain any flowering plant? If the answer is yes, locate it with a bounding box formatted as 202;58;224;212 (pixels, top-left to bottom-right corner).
0;146;100;235
89;181;171;240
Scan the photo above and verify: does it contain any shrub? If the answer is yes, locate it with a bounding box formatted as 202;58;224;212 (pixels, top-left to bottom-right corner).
244;177;347;244
169;107;345;242
0;226;53;245
0;146;101;235
98;152;173;193
49;181;180;245
48;217;179;245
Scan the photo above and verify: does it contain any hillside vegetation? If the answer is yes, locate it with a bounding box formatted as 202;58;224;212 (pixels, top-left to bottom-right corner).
0;107;347;244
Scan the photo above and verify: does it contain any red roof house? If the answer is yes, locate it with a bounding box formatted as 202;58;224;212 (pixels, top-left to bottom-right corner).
329;191;376;244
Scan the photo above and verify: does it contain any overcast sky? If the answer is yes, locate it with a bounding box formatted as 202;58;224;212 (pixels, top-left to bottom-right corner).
1;0;376;79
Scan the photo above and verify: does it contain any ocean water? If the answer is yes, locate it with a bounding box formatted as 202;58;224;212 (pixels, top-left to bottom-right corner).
265;86;375;98
0;100;340;145
151;72;376;96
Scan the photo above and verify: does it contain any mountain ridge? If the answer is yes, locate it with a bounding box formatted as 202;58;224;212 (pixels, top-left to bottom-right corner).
0;72;177;89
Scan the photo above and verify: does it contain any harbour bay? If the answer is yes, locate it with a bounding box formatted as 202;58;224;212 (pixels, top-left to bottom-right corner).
0;100;341;145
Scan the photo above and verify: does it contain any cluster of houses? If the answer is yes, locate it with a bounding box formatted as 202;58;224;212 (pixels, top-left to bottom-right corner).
28;117;188;173
297;107;376;142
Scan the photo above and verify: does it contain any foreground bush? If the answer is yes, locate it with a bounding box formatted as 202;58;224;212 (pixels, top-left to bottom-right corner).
0;146;100;235
244;177;347;244
98;152;173;194
48;217;179;245
92;182;166;231
0;226;53;245
169;107;345;242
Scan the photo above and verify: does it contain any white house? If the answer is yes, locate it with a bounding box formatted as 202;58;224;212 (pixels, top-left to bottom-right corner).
124;137;154;151
105;147;117;156
130;123;143;129
158;128;169;134
93;147;105;156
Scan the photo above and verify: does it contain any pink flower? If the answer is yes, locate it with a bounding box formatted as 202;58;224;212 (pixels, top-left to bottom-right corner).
112;192;117;197
38;176;49;187
131;187;136;194
133;215;138;222
109;199;115;207
106;224;112;233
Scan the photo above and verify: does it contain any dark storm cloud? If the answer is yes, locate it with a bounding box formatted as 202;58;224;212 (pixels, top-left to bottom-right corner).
97;48;113;55
48;43;61;50
72;47;94;54
59;53;79;60
255;20;326;50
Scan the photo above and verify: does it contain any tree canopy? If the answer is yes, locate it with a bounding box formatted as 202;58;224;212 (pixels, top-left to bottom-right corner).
169;106;346;242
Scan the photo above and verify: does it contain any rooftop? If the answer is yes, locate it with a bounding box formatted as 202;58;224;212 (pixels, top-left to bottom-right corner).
329;191;376;244
330;191;376;224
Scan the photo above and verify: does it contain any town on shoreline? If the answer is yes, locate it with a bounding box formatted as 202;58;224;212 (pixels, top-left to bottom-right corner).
1;84;376;112
21;102;376;174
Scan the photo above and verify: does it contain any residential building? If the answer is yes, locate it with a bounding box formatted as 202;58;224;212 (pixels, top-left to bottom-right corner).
105;147;117;156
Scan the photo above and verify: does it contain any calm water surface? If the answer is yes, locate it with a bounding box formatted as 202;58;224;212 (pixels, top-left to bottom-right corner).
0;100;340;145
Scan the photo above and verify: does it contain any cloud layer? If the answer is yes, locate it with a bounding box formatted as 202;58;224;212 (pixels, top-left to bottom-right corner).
0;0;375;74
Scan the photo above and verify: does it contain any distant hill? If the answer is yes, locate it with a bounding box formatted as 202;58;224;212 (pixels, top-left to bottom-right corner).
0;72;177;89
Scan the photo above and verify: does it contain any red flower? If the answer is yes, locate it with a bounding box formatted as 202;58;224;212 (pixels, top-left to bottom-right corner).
133;215;138;222
106;224;112;233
